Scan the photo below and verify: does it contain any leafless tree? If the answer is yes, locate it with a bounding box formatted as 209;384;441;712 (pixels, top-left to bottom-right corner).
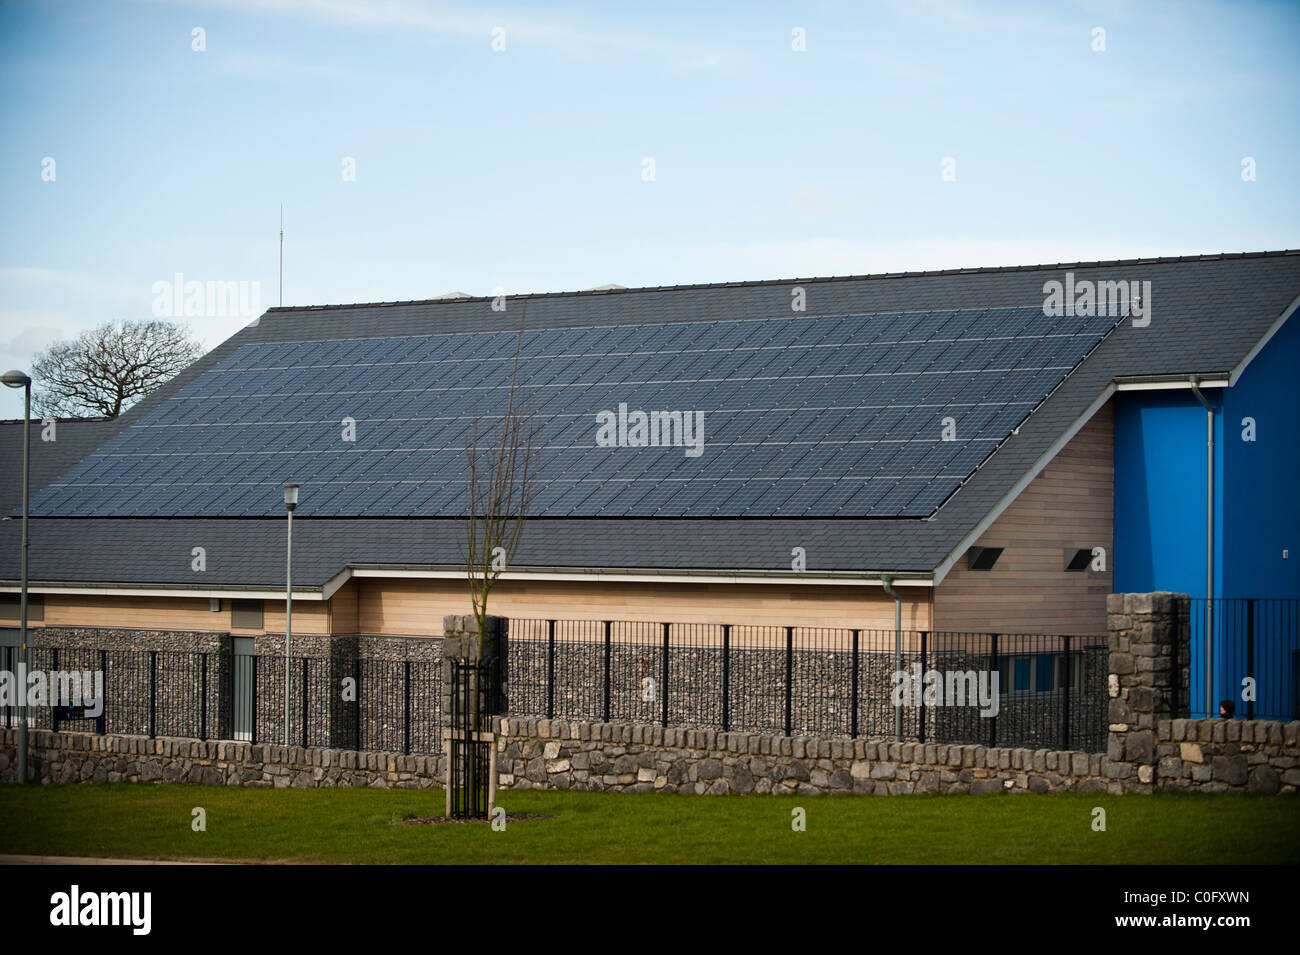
464;314;540;648
31;320;202;419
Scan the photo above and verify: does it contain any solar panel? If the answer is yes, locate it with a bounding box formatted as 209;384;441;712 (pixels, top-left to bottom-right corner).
27;306;1118;518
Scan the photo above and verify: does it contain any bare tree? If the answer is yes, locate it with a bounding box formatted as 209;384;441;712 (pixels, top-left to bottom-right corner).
454;315;540;817
31;320;202;419
464;315;540;647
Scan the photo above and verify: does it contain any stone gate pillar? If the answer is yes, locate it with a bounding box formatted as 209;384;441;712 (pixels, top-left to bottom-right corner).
1105;592;1190;793
441;615;508;818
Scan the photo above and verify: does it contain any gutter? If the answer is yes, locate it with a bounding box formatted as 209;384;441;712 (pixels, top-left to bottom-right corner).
1189;377;1216;717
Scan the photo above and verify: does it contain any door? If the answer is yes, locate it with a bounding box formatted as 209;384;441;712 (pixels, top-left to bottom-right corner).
233;637;255;742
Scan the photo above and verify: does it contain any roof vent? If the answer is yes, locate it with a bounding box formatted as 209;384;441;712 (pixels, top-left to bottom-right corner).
433;291;473;300
584;283;627;292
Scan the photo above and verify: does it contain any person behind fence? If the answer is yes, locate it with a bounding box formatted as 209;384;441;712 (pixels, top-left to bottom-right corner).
1219;699;1236;718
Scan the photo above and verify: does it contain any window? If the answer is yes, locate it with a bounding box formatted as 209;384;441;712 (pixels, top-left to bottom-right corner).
230;599;263;630
1064;547;1093;571
998;652;1085;696
0;593;43;621
966;546;1003;571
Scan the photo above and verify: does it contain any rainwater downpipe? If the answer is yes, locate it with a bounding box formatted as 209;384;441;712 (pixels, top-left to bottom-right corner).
1189;378;1215;717
881;575;903;742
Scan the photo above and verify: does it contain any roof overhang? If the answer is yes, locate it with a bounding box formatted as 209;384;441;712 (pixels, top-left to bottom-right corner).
0;583;326;601
0;564;936;602
344;565;933;589
1228;289;1300;386
1113;376;1229;391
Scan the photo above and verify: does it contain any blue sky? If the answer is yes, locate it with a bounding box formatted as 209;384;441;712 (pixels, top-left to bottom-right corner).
2;0;1298;417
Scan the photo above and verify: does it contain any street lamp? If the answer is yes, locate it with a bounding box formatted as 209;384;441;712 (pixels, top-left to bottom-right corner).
282;483;299;747
2;371;31;784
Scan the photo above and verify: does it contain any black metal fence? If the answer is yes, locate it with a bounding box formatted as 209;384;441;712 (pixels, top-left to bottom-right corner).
507;620;1110;752
1188;598;1299;721
0;648;443;756
3;620;1115;754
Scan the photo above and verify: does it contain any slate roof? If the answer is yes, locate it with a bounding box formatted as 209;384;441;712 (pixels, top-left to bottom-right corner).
0;418;116;516
2;250;1298;590
29;304;1119;520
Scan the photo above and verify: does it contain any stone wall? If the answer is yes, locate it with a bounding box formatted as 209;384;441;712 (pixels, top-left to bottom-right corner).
491;717;1111;794
0;728;444;790
2;717;1296;796
1155;718;1299;794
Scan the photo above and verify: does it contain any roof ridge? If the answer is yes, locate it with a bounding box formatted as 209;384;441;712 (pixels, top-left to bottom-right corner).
263;249;1300;313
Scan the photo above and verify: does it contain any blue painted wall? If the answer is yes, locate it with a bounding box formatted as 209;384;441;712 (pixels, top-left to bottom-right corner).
1113;388;1223;598
1113;312;1299;719
1221;313;1300;600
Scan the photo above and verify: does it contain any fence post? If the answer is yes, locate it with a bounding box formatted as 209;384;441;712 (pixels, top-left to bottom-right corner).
850;629;860;739
661;623;670;728
200;653;208;741
784;626;793;737
250;656;258;744
51;648;59;733
1061;634;1071;750
722;624;731;733
603;620;611;723
301;657;309;749
1246;599;1255;720
353;657;361;751
918;631;927;744
546;619;555;720
987;634;998;749
400;657;410;753
99;649;108;735
148;650;157;739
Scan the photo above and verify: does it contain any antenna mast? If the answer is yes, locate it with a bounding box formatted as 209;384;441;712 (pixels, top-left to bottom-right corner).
279;205;284;307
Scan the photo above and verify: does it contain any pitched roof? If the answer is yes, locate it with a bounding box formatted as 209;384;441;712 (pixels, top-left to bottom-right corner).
0;418;116;516
3;250;1298;590
28;304;1119;519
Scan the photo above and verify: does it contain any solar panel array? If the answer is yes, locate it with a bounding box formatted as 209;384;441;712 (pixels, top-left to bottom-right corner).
28;306;1116;518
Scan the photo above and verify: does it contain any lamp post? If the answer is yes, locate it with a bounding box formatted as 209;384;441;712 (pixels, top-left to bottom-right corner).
282;483;299;747
3;371;32;784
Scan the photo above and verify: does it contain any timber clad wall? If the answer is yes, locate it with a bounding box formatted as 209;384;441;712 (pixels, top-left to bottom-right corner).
24;581;931;636
41;595;231;632
355;577;931;635
329;580;359;634
933;402;1114;635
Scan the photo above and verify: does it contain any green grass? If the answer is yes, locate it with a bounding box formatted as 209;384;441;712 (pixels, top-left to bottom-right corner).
1;784;1296;864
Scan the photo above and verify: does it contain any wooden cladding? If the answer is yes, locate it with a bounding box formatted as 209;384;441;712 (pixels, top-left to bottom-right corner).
357;577;931;635
932;401;1115;635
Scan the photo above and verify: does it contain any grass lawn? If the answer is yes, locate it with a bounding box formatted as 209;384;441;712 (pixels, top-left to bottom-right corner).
1;784;1296;864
